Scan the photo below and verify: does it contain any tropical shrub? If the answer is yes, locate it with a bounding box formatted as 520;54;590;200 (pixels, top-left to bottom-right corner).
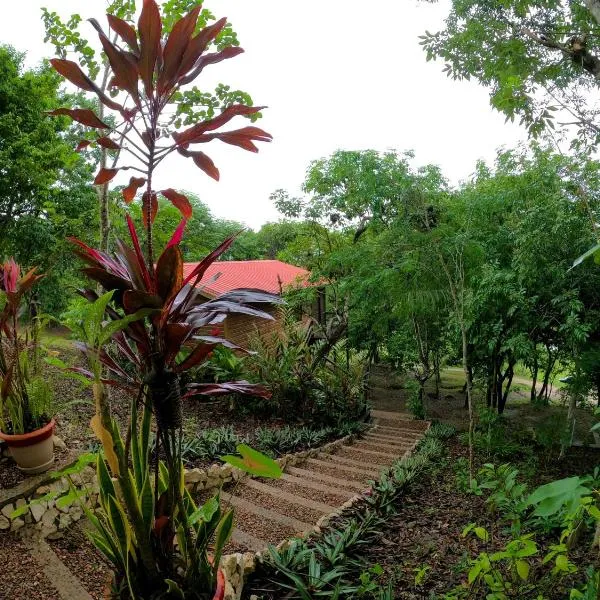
47;3;280;598
244;309;369;425
0;259;52;434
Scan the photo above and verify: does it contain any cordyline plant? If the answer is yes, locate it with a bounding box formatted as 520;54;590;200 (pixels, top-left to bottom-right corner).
48;2;280;598
0;260;51;435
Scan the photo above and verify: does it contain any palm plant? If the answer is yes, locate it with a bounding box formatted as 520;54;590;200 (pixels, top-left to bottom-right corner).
48;2;280;598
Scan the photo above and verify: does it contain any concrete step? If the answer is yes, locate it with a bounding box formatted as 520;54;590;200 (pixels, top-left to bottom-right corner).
244;478;336;514
279;473;354;501
323;452;388;471
28;538;93;600
340;444;399;460
305;457;380;477
230;528;266;553
286;466;367;492
226;494;311;534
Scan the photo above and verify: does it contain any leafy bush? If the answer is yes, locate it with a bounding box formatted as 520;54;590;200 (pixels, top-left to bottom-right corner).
180;421;367;465
243;309;369;426
405;378;426;420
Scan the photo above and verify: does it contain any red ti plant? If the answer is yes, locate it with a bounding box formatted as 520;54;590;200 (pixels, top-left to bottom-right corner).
49;3;279;598
0;260;47;435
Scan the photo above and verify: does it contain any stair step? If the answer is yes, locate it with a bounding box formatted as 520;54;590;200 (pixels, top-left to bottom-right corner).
365;432;419;444
244;478;336;514
28;539;93;600
324;453;388;471
286;466;367;492
357;440;407;455
230;528;267;552
226;494;311;533
340;444;398;460
279;473;354;501
305;457;379;477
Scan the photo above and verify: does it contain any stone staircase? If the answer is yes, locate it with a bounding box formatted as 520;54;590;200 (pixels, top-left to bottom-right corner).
5;411;428;599
221;410;428;553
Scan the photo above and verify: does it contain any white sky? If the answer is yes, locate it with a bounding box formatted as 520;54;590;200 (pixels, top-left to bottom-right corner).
1;0;526;229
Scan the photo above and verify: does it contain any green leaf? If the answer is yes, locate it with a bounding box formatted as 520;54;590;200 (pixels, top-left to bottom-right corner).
571;243;600;269
164;580;185;599
474;527;489;542
213;508;234;569
221;444;282;478
516;560;529;581
189;496;219;526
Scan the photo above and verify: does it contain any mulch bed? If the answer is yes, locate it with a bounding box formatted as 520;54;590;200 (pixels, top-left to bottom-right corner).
358;440;600;599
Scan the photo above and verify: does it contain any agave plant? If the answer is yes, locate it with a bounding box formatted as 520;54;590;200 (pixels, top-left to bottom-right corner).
48;2;280;598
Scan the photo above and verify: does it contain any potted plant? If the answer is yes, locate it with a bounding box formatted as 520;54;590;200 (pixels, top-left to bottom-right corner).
0;259;55;474
48;2;281;597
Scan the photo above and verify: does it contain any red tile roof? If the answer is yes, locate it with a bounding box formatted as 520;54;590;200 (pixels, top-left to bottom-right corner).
183;260;312;298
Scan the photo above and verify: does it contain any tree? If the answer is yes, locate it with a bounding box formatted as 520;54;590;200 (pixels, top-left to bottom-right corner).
421;0;600;151
0;46;96;313
43;0;260;251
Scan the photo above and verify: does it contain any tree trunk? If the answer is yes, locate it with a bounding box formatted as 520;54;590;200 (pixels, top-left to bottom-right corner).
499;359;515;414
537;349;555;404
530;351;539;403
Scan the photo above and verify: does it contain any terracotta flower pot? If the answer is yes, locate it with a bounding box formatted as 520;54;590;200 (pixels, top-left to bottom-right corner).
0;418;55;474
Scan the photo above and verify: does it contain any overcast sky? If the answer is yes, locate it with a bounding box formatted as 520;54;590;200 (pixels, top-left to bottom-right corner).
0;0;526;229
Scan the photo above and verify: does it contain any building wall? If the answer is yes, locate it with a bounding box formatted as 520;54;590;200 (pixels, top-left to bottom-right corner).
223;304;282;348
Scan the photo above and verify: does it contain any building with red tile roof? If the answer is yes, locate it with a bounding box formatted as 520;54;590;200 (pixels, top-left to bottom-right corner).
185;259;323;347
183;259;311;298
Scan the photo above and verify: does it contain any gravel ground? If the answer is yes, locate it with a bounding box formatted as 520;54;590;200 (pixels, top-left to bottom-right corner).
0;533;60;600
266;478;351;508
234;484;325;525
232;506;298;546
49;524;111;600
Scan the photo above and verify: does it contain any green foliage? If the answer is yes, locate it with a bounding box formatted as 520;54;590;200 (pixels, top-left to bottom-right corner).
244;309;369;426
180;421;367;465
421;0;600;149
405;378;426;420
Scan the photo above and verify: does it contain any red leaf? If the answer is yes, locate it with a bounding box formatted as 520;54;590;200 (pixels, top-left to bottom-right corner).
122;177;146;203
173;104;264;146
160;189;193;219
156;245;183;304
126;215;153;291
107;15;139;53
122;290;163;313
191;150;219;180
142;191;158;227
163;323;192;366
90;19;140;102
174;341;215;373
158;6;201;94
179;17;227;78
96;136;121;150
50;58;123;112
167;219;187;248
94;168;120;185
179;46;244;86
138;0;162;97
210;126;272;152
49;58;96;92
48;108;109;129
76;140;92;152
